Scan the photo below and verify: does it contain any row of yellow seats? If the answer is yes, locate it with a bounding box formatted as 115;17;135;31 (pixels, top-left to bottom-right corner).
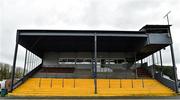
20;78;168;89
11;78;174;96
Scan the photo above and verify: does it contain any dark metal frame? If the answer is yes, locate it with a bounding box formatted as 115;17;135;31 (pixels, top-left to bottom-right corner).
23;49;28;77
168;27;179;93
18;30;146;37
10;26;179;94
151;54;155;78
159;50;163;76
134;52;138;78
94;32;97;94
13;64;42;90
10;31;19;92
163;14;178;93
10;31;43;92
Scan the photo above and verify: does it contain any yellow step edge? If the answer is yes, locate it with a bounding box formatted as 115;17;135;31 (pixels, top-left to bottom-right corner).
10;78;176;96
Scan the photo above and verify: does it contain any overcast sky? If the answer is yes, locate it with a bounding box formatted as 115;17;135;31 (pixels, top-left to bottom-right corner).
0;0;180;78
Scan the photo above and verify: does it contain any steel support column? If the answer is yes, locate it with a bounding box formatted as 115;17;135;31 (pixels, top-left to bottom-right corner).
23;49;28;77
168;28;179;93
30;52;32;71
151;54;155;78
170;44;179;93
32;53;35;69
94;32;97;94
159;50;163;76
134;53;138;78
31;53;33;70
27;51;30;73
168;26;178;93
91;58;94;76
156;53;159;64
164;12;178;93
28;52;31;73
10;41;19;92
141;59;143;67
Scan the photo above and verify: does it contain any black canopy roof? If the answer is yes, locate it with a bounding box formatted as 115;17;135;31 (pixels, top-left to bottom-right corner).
16;25;171;58
17;30;147;58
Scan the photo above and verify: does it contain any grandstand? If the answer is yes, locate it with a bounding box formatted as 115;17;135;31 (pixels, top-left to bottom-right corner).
8;25;178;96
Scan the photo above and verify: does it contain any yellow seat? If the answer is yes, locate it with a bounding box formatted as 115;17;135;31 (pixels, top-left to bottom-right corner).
9;78;175;96
40;78;51;88
52;79;62;89
75;79;94;88
133;79;143;88
121;79;132;88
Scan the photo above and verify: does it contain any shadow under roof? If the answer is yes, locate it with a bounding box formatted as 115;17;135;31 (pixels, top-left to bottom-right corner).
17;29;147;58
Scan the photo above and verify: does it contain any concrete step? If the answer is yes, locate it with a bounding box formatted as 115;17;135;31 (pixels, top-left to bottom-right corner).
10;78;175;96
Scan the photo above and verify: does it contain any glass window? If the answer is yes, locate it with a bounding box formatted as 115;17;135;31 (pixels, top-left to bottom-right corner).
83;59;92;64
109;59;115;64
67;59;75;64
105;59;109;64
117;59;125;64
76;58;83;64
59;58;75;64
58;58;67;64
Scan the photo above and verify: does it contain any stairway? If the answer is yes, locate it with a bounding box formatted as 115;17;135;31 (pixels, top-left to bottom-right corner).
9;78;175;96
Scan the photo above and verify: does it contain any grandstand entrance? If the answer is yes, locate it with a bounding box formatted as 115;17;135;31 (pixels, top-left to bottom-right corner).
9;25;178;96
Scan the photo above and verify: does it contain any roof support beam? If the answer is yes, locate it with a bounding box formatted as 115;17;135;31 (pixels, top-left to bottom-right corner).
159;50;163;77
23;49;28;77
151;54;155;78
19;32;147;37
10;42;19;92
93;32;97;94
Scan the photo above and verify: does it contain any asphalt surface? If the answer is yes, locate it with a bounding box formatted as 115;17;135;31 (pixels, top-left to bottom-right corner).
1;96;180;99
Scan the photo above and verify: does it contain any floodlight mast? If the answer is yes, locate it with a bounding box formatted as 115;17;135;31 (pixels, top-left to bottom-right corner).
163;11;179;93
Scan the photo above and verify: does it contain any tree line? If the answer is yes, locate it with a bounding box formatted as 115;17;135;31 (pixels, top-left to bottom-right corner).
0;62;23;81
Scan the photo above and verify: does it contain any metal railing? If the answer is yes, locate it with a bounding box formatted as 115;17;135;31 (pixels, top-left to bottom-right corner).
36;78;146;89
